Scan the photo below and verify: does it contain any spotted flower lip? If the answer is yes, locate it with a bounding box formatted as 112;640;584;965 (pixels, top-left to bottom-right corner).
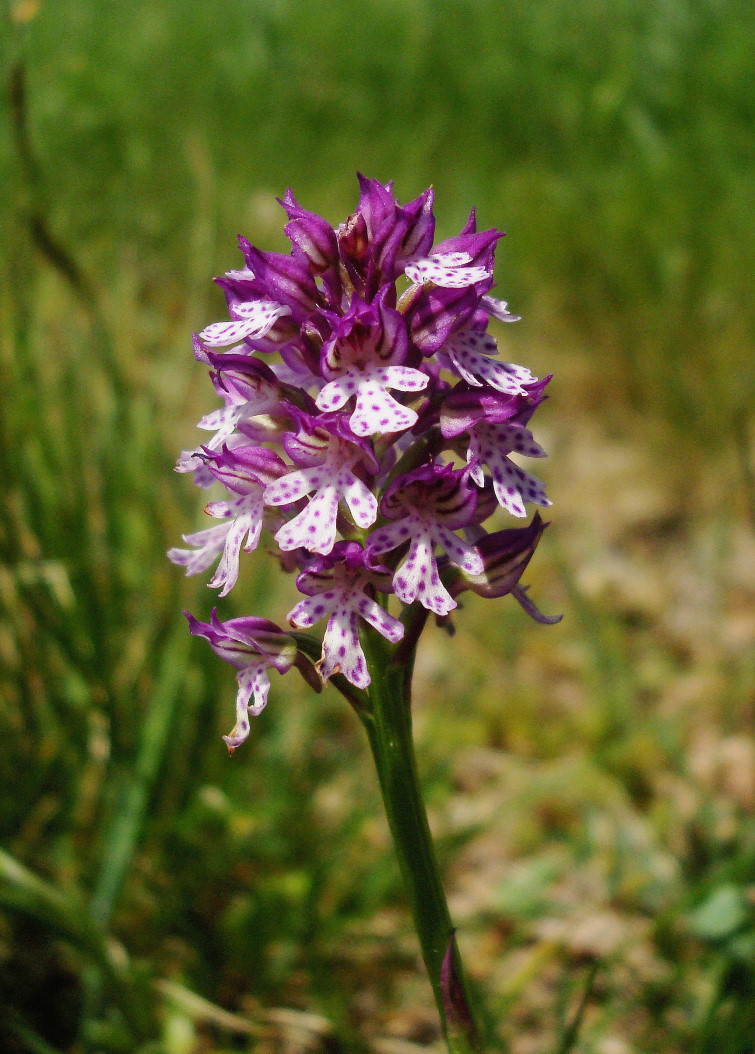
368;464;484;615
404;251;492;289
316;287;428;436
199;299;292;348
264;424;379;555
441;328;534;395
169;445;287;595
172;175;555;743
287;542;403;688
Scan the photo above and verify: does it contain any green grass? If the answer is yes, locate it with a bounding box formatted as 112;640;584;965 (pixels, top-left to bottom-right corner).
1;0;754;1051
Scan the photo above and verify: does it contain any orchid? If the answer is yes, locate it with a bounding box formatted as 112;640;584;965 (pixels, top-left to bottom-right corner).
169;444;286;593
287;541;404;688
171;176;558;1050
264;417;379;554
367;463;484;615
184;611;297;751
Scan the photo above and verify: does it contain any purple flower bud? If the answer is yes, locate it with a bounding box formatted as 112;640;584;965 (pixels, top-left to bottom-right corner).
407;285;482;354
232;239;320;319
279;189;340;274
354;174;398;240
450;514;560;625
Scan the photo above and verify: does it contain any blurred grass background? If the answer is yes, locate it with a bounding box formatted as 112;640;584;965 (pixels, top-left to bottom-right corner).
0;0;753;1051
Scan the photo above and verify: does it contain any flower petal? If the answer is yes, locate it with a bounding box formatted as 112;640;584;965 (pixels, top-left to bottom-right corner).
287;592;339;629
264;466;323;506
356;595;405;642
320;607;370;688
446;331;534;394
274;485;339;554
222;663;271;753
350;379;419;436
315;377;354;413
366;519;415;555
433;525;484;576
393;534;456;615
405;253;491;288
340;474;379;528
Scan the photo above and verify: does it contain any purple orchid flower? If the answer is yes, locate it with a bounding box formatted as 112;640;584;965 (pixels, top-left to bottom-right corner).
440;381;552;516
315;286;428;436
185;610;297;751
287;542;404;688
169;445;287;594
264;415;379;554
368;463;484;616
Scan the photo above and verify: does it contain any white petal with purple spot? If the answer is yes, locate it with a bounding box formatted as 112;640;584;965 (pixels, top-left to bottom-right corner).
287;593;339;629
168;523;231;576
445;331;534;394
356;595;404;642
405;253;491;288
264;466;324;506
393;533;456;616
482;295;521;323
274;485;340;554
340;475;379;528
200;300;290;347
315;377;355;413
366;519;415;555
433;526;484;576
320;608;369;688
372;365;429;392
350;379;418;436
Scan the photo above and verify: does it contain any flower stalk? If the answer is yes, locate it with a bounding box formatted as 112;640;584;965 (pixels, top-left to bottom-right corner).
359;627;481;1052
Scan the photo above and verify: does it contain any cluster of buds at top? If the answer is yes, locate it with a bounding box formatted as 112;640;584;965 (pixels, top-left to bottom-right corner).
170;176;558;750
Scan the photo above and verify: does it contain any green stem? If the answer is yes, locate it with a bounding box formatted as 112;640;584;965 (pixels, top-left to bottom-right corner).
359;630;482;1053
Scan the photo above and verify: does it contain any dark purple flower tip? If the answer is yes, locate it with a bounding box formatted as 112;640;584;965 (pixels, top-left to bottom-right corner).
185;609;296;671
451;513;550;603
407;284;483;354
204;444;288;493
440;383;531;438
355;173;398;238
514;374;553;427
278;189;340;275
233;238;320;319
511;584;563;624
433;223;503;270
371;187;437;283
380;461;479;529
336;209;370;281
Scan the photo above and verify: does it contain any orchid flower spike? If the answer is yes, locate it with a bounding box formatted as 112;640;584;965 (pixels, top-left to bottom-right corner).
172;175;556;741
